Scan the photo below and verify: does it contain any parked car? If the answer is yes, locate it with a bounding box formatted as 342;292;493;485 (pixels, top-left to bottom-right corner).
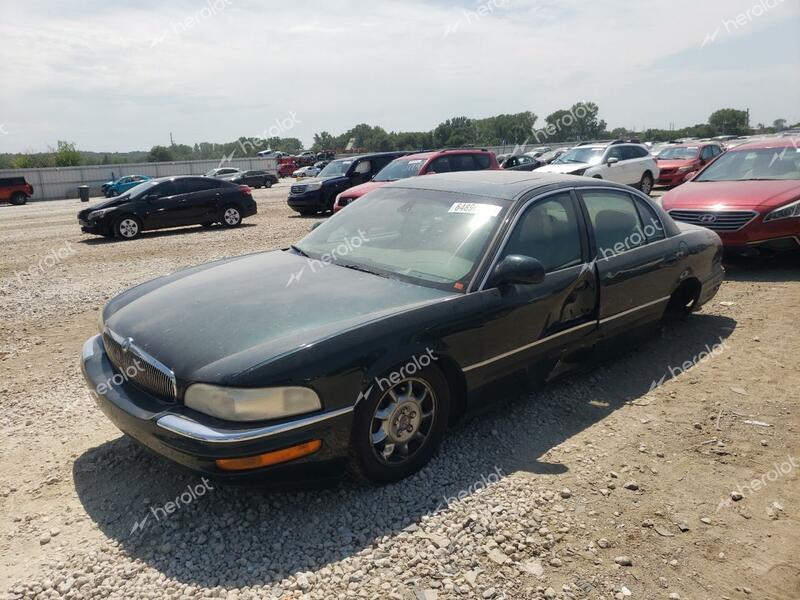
288;151;409;215
204;168;241;178
535;148;568;165
0;176;34;205
106;175;151;197
229;170;278;189
500;154;539;169
333;149;501;212
662;137;800;256
78;176;257;240
278;161;299;178
293;165;321;179
524;147;551;158
82;171;723;485
655;143;725;188
537;141;659;195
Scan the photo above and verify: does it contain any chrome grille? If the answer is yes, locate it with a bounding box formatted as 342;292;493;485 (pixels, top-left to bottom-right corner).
668;209;758;232
290;185;307;195
102;330;177;402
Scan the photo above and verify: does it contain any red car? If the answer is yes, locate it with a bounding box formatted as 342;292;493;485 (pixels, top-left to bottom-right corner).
662;138;800;255
655;142;725;188
333;149;500;212
0;176;34;205
278;160;299;178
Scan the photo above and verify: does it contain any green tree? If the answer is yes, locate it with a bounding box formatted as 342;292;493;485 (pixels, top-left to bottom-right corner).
773;118;787;131
54;141;81;166
708;109;749;135
147;145;174;162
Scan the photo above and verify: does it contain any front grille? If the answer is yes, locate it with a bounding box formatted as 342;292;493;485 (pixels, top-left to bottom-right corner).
668;209;758;232
659;168;677;176
102;331;177;402
291;185;307;195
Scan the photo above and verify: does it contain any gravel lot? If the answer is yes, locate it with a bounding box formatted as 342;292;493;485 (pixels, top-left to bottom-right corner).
1;183;798;600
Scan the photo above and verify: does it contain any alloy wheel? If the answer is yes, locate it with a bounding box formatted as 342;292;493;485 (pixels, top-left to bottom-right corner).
370;378;436;465
223;208;241;225
118;218;139;238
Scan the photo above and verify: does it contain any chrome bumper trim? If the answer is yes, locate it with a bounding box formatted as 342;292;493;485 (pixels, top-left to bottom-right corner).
155;406;354;444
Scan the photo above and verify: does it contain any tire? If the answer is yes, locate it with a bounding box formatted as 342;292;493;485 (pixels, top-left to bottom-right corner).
10;192;27;205
264;178;273;189
639;172;654;196
350;361;450;484
221;205;242;227
113;215;142;240
297;209;317;216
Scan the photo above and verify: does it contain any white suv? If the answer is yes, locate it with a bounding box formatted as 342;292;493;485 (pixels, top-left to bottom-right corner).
537;142;659;195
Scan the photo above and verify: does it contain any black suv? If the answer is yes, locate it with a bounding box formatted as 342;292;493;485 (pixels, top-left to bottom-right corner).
78;176;257;240
287;152;408;215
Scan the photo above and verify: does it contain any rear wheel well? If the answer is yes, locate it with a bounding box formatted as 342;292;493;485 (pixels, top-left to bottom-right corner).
433;354;468;425
665;277;701;319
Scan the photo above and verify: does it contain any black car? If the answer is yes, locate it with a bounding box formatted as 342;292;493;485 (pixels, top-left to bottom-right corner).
287;151;408;215
78;176;257;240
229;170;279;189
82;171;724;486
500;155;540;170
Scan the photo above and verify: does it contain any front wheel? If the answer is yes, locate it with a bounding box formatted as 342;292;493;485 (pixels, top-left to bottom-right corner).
350;362;450;484
114;216;142;240
639;172;654;196
221;205;242;227
10;193;27;205
264;178;273;189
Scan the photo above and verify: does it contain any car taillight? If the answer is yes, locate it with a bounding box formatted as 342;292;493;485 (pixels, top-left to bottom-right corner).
239;185;252;195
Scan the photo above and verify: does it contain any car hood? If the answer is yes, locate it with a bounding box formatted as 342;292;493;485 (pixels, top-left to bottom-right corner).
102;250;455;383
77;196;131;217
536;162;593;174
340;180;388;198
657;159;697;169
662;180;800;211
295;175;346;186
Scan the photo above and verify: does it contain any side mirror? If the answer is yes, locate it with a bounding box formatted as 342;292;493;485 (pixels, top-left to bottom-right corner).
490;255;546;288
606;157;619;166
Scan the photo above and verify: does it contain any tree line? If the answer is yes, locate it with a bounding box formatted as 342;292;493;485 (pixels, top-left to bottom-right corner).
1;107;796;170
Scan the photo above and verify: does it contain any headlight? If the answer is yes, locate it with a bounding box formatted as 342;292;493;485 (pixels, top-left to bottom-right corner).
764;198;800;222
569;168;588;176
88;207;115;220
305;181;323;191
677;166;694;173
184;384;322;422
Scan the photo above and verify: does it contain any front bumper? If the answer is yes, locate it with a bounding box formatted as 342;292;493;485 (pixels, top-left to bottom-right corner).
657;171;692;187
81;335;353;485
287;190;326;212
717;217;800;252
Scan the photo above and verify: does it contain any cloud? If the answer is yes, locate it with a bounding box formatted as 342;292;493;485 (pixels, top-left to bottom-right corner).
0;0;798;153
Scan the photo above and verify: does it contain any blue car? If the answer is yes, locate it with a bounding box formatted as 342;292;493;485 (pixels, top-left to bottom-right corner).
106;175;151;197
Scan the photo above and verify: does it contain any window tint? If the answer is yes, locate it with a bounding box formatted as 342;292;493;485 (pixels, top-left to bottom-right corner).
475;154;491;169
700;146;715;160
151;181;179;198
186;178;220;192
606;147;625;161
633;198;665;242
582;190;646;258
502;193;583;273
451;155;478;171
428;157;452;173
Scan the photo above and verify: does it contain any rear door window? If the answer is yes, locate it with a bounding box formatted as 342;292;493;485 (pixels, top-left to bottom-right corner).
582;190;647;258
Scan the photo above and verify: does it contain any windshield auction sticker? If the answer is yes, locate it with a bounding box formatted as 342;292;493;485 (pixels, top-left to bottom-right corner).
448;202;502;217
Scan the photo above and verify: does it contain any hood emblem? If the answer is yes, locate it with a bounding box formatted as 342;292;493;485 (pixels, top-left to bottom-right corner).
699;214;717;224
121;337;134;353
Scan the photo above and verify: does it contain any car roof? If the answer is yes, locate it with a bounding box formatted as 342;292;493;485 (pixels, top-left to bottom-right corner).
332;151;408;161
383;170;636;200
728;137;800;151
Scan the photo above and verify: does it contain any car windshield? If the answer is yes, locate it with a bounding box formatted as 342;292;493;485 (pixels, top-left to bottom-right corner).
123;180;161;198
695;147;800;182
318;159;352;178
553;147;604;165
294;188;509;290
374;158;426;182
657;147;699;160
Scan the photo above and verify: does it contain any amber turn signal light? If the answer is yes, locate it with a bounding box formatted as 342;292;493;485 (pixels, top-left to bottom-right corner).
215;440;322;472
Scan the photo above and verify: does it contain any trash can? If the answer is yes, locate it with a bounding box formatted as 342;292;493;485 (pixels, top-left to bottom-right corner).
78;185;90;202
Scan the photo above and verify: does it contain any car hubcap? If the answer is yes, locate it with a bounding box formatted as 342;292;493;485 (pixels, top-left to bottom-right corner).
224;208;240;225
370;378;436;465
119;219;138;238
642;176;652;194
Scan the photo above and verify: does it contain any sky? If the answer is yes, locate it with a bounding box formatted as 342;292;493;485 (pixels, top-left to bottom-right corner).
0;0;798;153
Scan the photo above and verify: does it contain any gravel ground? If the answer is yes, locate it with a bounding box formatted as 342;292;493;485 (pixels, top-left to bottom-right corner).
1;184;798;600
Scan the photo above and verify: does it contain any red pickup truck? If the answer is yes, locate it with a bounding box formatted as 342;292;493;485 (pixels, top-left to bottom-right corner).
0;176;34;205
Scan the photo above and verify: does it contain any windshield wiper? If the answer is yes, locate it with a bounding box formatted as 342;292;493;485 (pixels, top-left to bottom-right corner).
337;261;387;278
289;244;310;257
